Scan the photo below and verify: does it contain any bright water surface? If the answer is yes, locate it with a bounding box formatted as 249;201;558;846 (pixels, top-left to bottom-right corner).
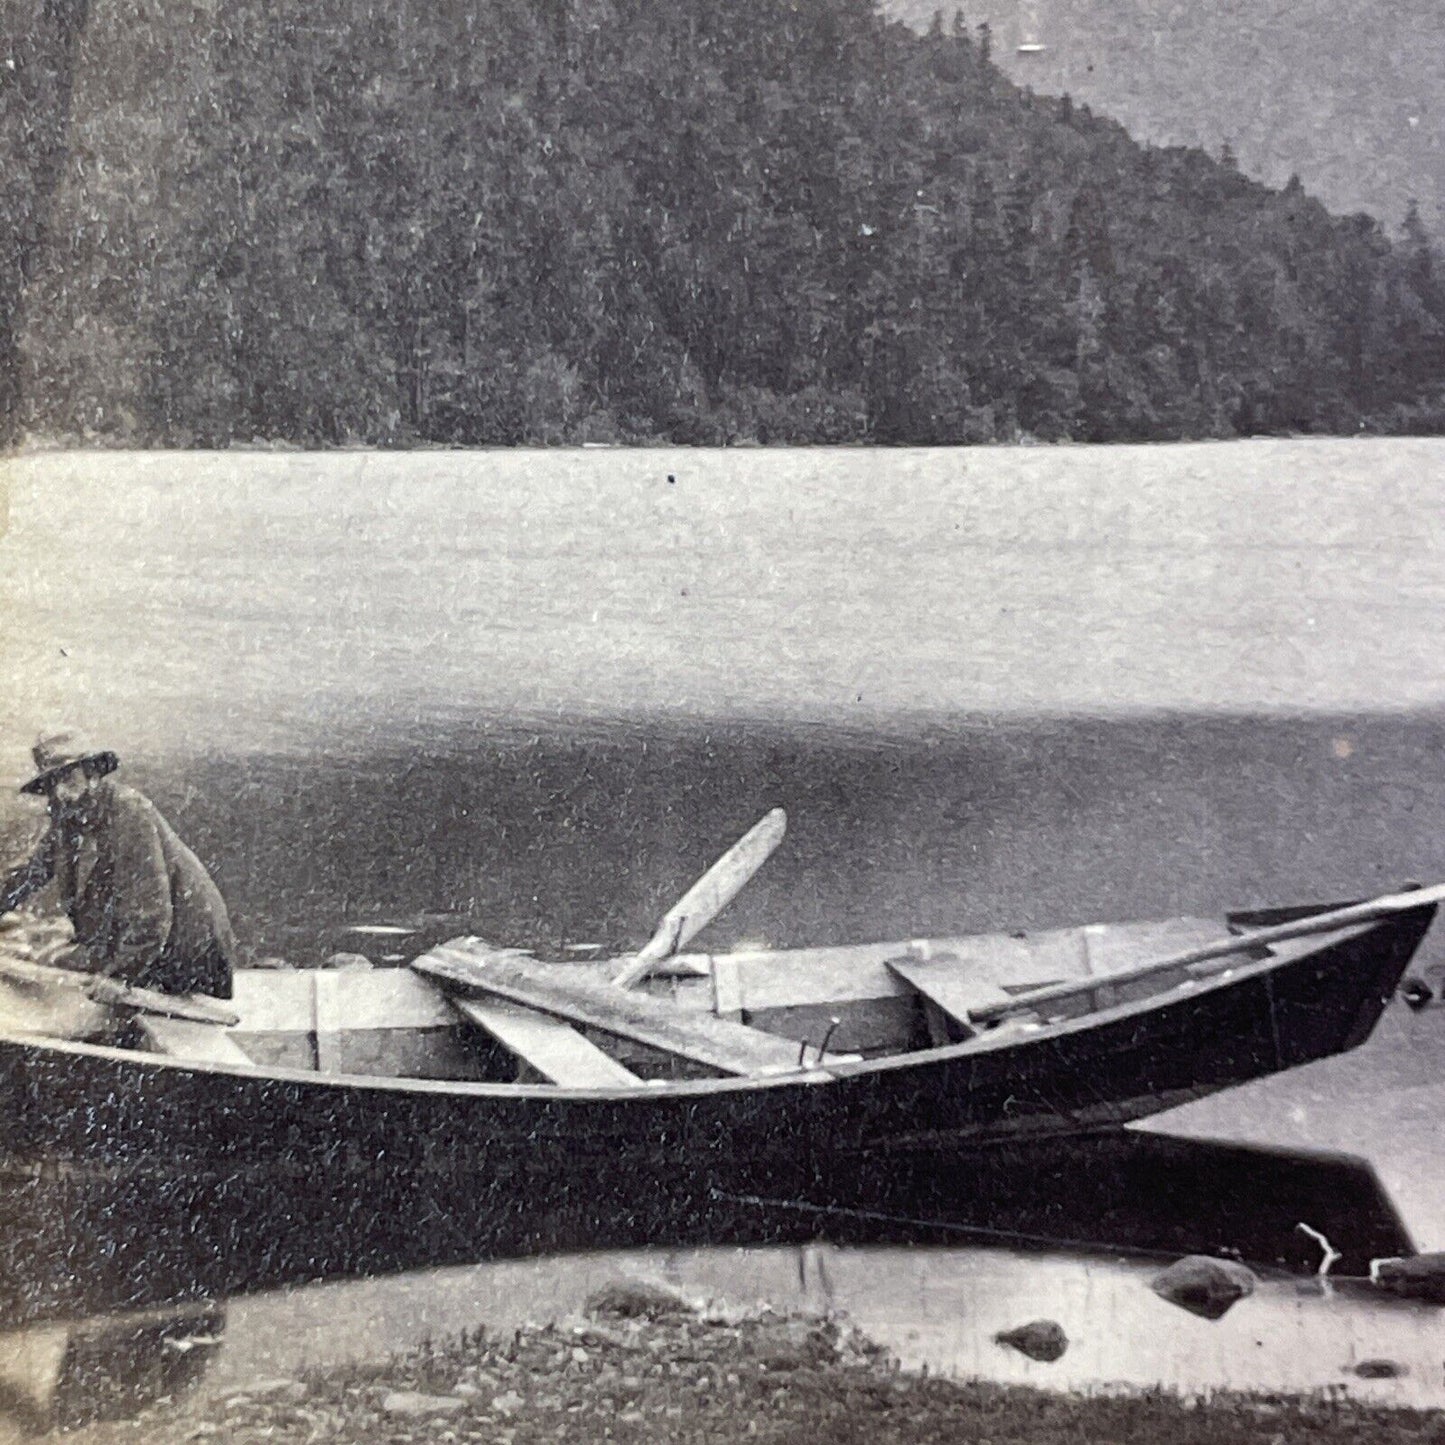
4;438;1445;761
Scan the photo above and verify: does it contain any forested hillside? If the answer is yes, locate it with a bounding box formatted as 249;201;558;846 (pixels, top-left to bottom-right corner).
10;0;1445;445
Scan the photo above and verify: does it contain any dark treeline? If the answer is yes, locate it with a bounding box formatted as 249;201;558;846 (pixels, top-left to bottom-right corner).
13;0;1445;445
0;0;94;446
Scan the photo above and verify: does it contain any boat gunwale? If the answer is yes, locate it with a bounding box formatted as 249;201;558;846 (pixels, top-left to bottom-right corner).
0;912;1406;1102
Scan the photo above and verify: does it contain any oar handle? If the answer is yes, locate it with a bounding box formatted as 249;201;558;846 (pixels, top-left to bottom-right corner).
0;952;239;1026
969;883;1445;1025
83;975;241;1026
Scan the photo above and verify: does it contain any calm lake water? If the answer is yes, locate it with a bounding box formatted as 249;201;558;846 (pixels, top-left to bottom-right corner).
3;440;1445;1425
4;438;1445;761
4;440;1445;952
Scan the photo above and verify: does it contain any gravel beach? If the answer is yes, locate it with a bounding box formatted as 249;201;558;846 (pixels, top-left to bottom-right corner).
33;1285;1443;1445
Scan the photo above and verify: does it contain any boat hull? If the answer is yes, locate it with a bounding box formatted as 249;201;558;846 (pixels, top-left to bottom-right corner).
0;904;1432;1176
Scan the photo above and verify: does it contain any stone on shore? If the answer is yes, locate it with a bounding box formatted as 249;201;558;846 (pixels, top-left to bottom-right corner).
738;1317;842;1372
993;1319;1069;1362
1370;1253;1445;1304
1350;1359;1408;1379
1150;1256;1257;1320
584;1278;697;1322
379;1390;467;1416
243;1378;307;1402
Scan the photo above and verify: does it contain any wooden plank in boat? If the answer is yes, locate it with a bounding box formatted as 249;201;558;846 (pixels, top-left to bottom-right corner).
138;1016;253;1067
690;920;1233;1021
711;956;747;1019
1078;919;1235;976
874;919;1233;999
914;934;1087;990
232;969;455;1033
745;997;917;1055
886;957;1015;1035
415;945;807;1077
312;971;344;1073
705;944;915;1013
708;935;1075;1016
614;807;787;987
450;997;641;1088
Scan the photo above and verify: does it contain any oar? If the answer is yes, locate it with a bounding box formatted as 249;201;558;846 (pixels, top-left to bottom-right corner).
612;808;787;989
84;975;240;1026
0;953;240;1026
968;882;1445;1026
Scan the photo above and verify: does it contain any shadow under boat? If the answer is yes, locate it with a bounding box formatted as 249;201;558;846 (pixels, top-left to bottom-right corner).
0;1121;1415;1433
0;1127;1412;1333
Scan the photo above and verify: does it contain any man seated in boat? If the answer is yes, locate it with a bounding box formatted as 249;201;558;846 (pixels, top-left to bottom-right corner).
0;730;237;999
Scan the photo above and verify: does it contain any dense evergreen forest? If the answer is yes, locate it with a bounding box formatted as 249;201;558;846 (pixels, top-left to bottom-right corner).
7;0;1445;446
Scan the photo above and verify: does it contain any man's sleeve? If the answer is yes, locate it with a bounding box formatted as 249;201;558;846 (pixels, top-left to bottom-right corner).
0;834;55;914
103;802;173;979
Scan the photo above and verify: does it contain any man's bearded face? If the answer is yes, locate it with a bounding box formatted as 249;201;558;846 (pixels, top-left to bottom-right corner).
49;767;94;813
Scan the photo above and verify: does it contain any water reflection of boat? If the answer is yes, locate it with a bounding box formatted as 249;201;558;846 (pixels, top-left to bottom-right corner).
0;1130;1413;1325
0;1301;223;1432
0;1119;1425;1420
0;814;1438;1174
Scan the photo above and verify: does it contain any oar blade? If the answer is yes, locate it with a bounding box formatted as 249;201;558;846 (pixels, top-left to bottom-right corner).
613;808;787;988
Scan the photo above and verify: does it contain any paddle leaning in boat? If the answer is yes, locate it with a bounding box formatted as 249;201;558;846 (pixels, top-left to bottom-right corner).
0;809;1438;1172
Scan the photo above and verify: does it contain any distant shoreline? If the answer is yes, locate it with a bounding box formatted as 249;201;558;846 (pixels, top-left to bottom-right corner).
5;430;1439;458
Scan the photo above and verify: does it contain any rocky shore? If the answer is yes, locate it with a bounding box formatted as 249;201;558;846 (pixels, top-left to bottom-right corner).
38;1280;1443;1445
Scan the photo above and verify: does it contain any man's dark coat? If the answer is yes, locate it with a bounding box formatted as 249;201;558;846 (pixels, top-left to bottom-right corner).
0;780;236;997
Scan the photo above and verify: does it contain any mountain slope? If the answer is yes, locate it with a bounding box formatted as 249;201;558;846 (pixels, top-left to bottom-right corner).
12;0;1445;445
885;0;1445;234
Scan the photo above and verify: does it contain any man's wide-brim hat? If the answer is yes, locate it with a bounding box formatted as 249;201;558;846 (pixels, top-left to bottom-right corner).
20;728;119;795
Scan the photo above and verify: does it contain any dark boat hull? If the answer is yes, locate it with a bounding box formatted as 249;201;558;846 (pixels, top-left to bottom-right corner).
0;904;1432;1177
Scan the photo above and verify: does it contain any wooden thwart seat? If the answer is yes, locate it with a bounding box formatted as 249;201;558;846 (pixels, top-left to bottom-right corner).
449;996;642;1087
415;944;810;1077
139;1016;253;1067
886;958;1018;1043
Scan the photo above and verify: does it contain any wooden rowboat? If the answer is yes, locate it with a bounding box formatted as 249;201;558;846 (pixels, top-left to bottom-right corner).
0;869;1437;1174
